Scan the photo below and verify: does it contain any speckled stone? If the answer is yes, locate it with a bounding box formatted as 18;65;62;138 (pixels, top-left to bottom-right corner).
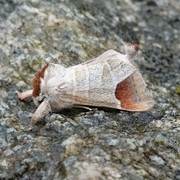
0;0;179;179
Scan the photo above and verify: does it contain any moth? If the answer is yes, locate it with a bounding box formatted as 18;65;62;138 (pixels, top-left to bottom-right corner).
17;44;154;126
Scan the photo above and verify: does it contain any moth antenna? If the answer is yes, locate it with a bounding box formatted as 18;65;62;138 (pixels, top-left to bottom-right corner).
125;43;139;59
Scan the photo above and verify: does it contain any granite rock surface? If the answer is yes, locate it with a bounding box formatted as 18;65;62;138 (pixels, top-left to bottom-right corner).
0;0;179;179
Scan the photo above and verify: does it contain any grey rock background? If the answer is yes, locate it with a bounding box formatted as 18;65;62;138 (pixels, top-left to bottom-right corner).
0;0;179;179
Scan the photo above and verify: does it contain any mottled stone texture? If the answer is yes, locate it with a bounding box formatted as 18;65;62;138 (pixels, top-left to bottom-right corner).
0;0;179;179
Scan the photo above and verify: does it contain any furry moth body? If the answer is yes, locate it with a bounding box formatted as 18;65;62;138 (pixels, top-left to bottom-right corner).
17;44;154;125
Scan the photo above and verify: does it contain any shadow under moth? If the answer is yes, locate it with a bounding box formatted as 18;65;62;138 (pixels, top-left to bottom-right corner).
17;44;154;126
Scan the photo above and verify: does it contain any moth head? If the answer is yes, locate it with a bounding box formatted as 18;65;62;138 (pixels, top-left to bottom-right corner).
32;64;49;106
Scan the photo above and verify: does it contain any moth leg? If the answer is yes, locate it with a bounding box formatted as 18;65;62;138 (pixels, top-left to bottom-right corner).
30;99;51;126
74;105;92;111
16;90;33;100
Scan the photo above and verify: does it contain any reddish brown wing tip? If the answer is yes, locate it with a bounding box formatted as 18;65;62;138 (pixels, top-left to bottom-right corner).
32;64;49;97
115;71;154;111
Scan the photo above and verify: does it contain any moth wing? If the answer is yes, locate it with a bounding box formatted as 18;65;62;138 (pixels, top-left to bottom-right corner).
72;89;121;110
55;49;154;111
66;50;141;110
72;70;154;111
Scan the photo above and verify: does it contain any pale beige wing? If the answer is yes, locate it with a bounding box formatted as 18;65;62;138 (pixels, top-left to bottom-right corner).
54;49;154;111
71;70;154;111
61;50;138;110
